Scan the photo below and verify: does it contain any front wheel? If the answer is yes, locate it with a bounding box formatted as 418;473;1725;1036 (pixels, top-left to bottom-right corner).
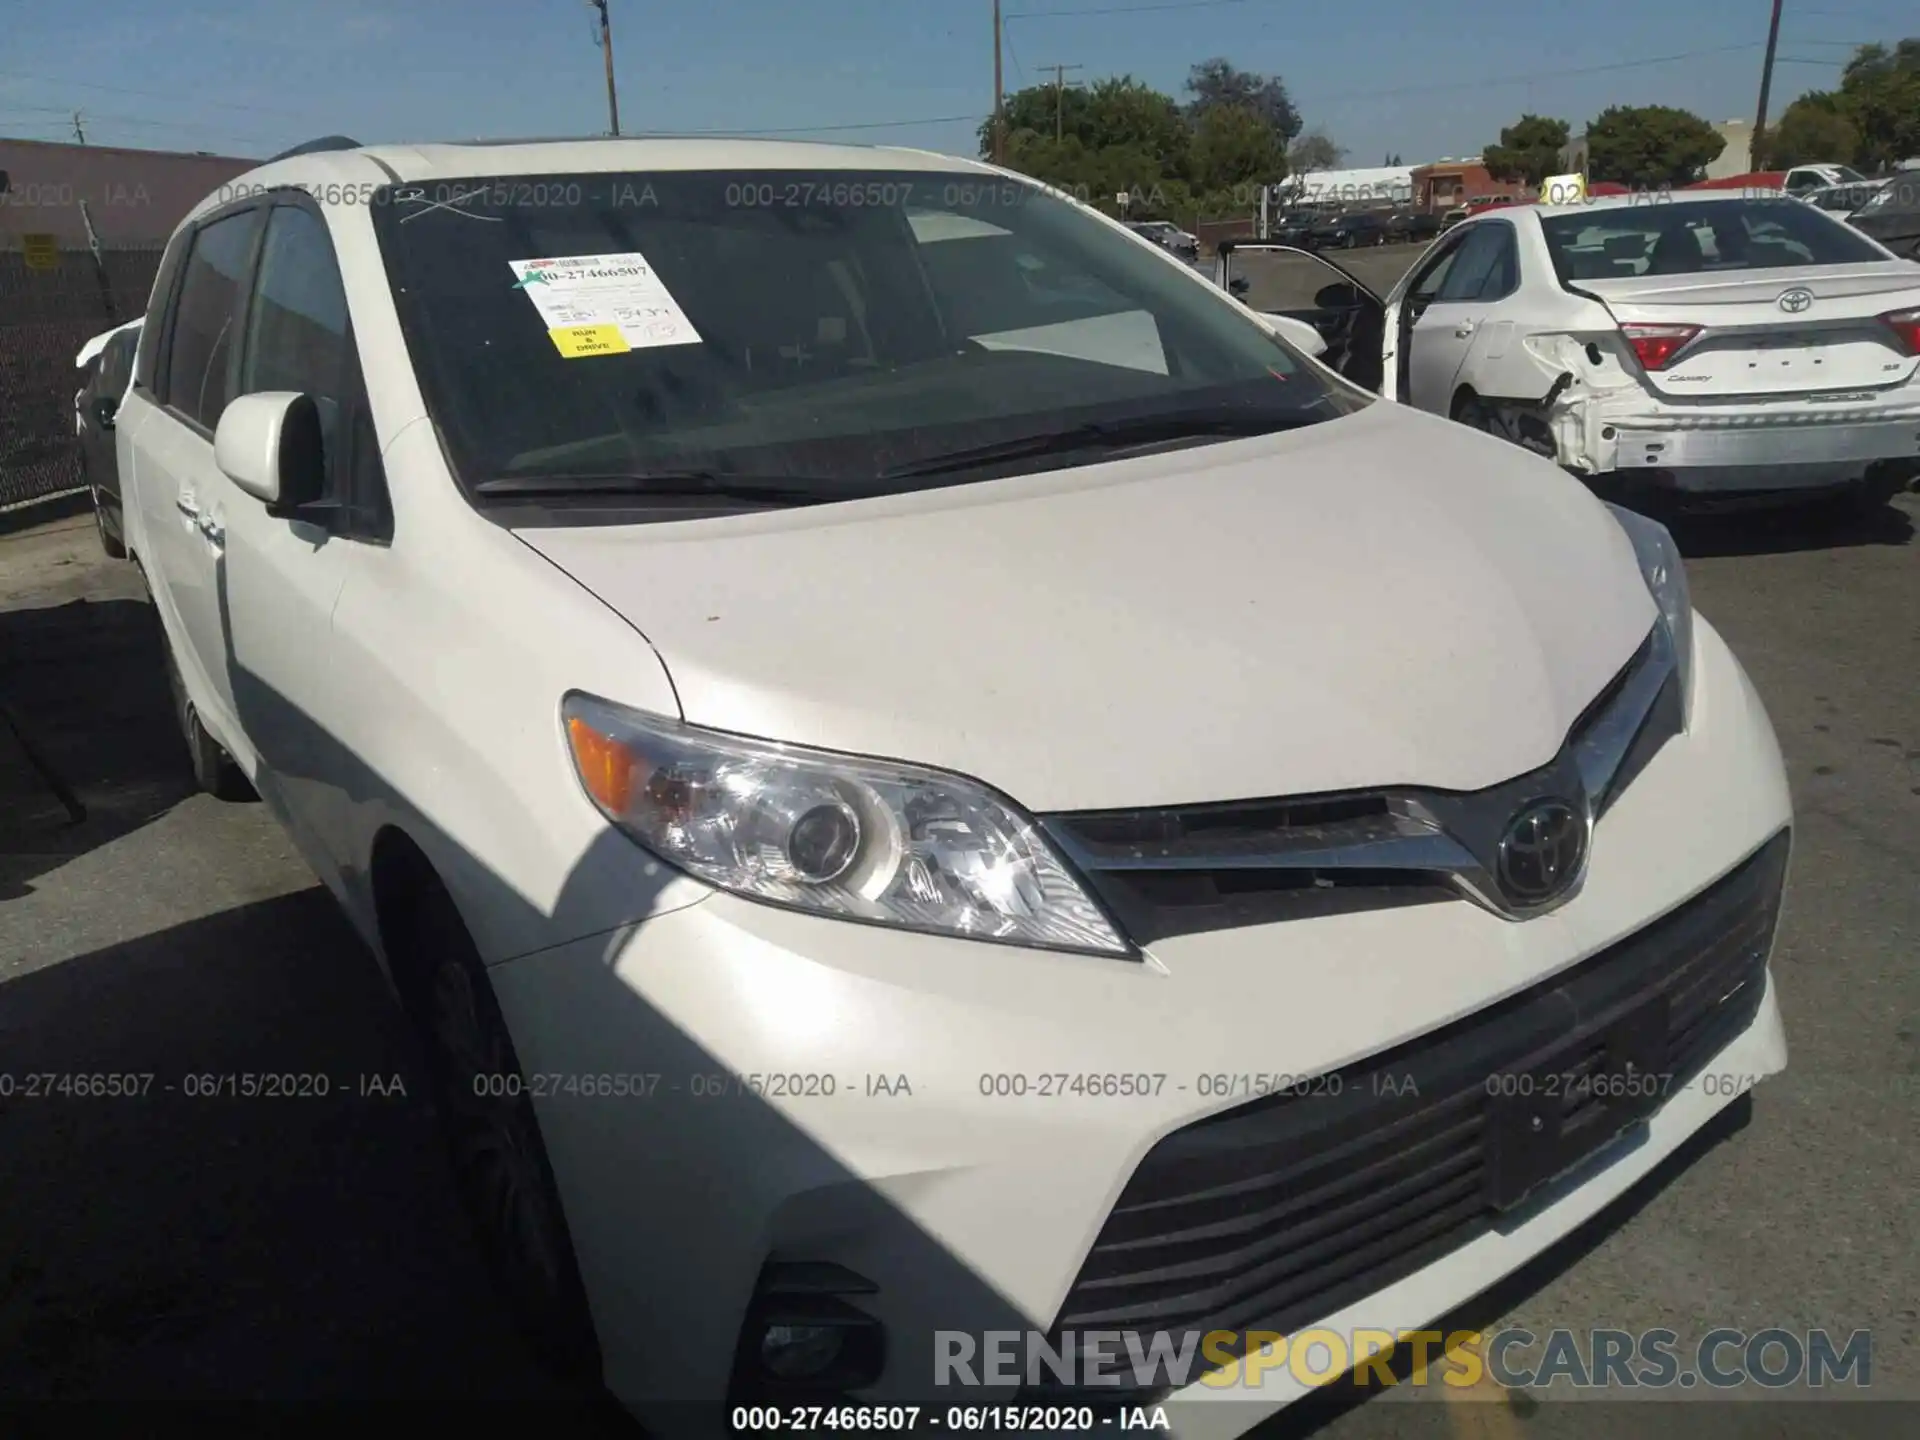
399;880;602;1386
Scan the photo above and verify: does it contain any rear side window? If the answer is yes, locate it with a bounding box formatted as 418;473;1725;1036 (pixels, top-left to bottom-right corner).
161;209;264;430
135;227;194;392
1539;199;1883;283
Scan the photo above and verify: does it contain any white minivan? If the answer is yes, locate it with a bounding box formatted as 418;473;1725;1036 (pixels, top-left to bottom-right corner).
117;136;1792;1436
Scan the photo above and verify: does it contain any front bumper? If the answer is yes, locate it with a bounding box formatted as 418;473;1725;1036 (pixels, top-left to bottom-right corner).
486;615;1791;1438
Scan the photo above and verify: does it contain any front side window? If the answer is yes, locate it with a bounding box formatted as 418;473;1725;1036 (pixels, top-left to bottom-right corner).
240;205;353;471
1539;199;1883;282
371;169;1369;511
162;208;264;430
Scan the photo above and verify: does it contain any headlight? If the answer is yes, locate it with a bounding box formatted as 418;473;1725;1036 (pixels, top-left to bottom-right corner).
561;693;1132;957
1606;503;1695;725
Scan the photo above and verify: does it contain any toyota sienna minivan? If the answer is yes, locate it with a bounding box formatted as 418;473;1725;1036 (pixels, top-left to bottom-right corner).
115;135;1792;1437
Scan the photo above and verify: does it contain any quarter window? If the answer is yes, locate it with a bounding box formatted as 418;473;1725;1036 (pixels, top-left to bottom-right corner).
1436;223;1512;302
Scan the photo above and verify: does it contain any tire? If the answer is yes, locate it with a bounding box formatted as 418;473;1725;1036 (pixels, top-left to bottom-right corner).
158;627;251;801
90;478;126;560
1453;392;1490;431
397;879;602;1386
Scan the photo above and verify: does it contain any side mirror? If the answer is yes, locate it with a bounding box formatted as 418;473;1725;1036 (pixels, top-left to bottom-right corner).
89;394;118;429
214;391;329;518
1228;275;1251;296
1260;313;1329;358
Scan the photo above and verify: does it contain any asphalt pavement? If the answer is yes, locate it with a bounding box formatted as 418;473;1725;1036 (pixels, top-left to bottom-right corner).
1;324;1915;1440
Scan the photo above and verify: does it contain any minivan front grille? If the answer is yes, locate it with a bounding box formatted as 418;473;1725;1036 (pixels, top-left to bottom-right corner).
1043;625;1680;942
1040;831;1787;1386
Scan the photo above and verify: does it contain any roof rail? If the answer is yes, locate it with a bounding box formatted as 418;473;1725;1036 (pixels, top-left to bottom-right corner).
264;135;364;163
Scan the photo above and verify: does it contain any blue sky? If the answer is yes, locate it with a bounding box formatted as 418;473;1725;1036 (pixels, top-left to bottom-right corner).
0;0;1910;165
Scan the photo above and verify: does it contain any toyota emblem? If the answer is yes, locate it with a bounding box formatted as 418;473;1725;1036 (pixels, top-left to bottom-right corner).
1495;800;1587;907
1777;287;1814;314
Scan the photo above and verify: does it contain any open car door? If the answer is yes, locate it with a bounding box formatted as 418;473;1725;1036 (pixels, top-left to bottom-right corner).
1214;241;1386;393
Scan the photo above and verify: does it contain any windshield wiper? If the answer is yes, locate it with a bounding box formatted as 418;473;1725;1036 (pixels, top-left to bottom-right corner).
876;408;1318;480
473;469;846;506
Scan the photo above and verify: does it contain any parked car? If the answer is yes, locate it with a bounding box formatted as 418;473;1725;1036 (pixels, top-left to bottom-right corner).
1439;203;1471;230
1267;209;1317;246
121;137;1793;1436
1308;208;1389;248
73;318;142;558
1124;219;1199;259
1782;162;1871;198
1223;192;1920;512
1847;173;1920;260
1801;179;1885;216
1383;208;1443;243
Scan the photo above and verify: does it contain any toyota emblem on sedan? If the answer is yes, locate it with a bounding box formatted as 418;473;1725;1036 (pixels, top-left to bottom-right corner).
1777;287;1814;314
1496;800;1586;906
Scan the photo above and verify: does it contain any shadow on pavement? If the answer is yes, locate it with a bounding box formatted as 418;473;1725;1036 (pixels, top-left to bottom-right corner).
1663;497;1914;560
0;885;633;1430
0;594;199;901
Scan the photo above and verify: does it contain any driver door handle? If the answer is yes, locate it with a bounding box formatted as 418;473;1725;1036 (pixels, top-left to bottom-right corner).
175;495;200;519
1454;321;1478;338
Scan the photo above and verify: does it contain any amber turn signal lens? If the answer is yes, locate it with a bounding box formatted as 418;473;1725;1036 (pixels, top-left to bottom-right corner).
567;715;640;814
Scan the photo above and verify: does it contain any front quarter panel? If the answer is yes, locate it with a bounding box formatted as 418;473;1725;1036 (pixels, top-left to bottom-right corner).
322;420;707;967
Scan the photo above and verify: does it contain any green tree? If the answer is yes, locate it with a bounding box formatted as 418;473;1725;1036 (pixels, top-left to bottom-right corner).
1183;58;1301;142
1585;104;1725;187
1287;129;1345;175
1483;114;1572;187
1759;92;1860;168
1190;102;1286;193
1834;39;1920;171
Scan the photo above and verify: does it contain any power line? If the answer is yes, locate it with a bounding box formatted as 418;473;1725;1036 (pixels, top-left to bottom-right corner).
0;67;342;121
1009;0;1259;18
1296;42;1770;107
655;113;989;137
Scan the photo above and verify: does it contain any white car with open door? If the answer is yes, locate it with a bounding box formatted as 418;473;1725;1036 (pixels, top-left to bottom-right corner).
1219;193;1920;511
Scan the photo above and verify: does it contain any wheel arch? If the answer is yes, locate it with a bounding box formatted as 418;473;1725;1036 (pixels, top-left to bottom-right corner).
367;822;445;1005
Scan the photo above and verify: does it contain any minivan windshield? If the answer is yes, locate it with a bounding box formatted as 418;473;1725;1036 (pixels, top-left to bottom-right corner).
371;169;1368;504
1539;197;1886;282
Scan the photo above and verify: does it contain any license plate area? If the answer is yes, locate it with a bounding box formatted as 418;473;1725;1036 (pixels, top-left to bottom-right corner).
1485;993;1670;1213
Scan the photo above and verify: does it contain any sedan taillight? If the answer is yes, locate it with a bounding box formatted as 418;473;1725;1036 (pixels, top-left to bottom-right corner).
1880;307;1920;356
1621;323;1704;371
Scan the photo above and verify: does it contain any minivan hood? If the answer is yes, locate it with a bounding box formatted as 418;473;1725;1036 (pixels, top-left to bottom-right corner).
515;403;1655;813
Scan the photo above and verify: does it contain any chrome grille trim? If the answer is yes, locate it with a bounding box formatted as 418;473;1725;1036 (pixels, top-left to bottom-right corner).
1042;620;1681;933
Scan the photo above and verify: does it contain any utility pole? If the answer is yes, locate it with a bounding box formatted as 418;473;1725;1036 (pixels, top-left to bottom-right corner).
588;0;621;137
991;0;1006;164
1039;63;1083;141
1752;0;1785;167
71;110;86;144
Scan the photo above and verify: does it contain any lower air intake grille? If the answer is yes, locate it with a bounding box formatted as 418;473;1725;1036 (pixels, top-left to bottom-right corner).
1043;830;1789;1383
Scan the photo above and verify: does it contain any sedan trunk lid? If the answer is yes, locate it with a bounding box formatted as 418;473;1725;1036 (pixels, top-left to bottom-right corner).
1577;264;1920;399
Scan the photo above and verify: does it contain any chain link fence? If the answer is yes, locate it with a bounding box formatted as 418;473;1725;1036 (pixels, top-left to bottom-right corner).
0;242;164;511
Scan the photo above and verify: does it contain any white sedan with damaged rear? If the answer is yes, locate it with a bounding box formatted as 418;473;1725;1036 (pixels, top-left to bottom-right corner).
1220;191;1920;510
